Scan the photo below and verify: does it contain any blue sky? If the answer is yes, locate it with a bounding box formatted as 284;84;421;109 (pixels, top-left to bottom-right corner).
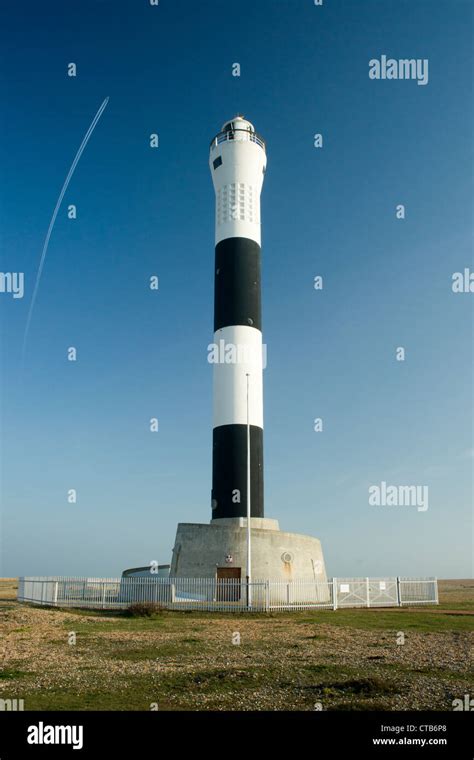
0;0;472;578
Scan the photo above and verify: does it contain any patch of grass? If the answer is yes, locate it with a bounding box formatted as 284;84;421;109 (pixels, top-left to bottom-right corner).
59;605;473;635
320;677;399;697
294;669;402;712
56;607;125;618
0;668;33;680
20;669;274;711
14;656;470;712
107;643;189;661
59;607;271;622
156;664;402;710
295;608;474;633
437;602;474;611
86;636;208;662
160;666;266;696
303;664;335;674
19;675;179;711
382;663;471;682
107;646;162;662
62;616;173;634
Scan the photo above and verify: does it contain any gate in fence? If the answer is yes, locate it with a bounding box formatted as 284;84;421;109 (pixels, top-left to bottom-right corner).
334;577;399;608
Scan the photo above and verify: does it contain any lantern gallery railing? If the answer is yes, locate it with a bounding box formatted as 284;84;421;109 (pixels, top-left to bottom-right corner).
17;576;438;613
209;128;266;152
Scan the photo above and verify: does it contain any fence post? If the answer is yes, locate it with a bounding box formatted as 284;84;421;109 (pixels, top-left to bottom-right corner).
366;577;370;608
333;578;337;610
396;576;401;607
170;582;176;605
101;583;106;610
434;577;439;605
53;582;59;606
265;580;270;612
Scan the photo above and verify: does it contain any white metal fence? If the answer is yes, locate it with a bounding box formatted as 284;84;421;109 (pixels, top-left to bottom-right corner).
17;576;438;612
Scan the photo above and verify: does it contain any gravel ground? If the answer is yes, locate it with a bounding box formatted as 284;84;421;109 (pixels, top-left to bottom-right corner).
0;591;472;711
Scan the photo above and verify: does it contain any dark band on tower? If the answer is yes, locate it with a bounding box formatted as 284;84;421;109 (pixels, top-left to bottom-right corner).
209;116;267;520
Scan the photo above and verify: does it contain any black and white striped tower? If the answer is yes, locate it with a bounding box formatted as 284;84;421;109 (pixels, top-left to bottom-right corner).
209;116;267;521
171;118;327;591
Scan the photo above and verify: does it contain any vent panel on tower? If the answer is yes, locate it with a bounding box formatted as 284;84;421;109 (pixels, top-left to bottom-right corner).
216;184;258;227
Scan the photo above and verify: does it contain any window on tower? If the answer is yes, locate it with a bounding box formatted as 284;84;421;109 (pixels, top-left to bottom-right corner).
213;156;222;170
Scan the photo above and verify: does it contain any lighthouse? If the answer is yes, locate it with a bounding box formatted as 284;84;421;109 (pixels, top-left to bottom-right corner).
209;115;266;521
170;116;328;599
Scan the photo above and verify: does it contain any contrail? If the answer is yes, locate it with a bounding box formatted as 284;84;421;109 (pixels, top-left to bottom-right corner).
21;97;109;363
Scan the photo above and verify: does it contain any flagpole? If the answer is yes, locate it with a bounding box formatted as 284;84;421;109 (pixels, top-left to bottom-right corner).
246;372;252;609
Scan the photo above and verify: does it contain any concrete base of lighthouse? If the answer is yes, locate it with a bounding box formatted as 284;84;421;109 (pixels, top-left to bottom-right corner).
170;518;329;604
